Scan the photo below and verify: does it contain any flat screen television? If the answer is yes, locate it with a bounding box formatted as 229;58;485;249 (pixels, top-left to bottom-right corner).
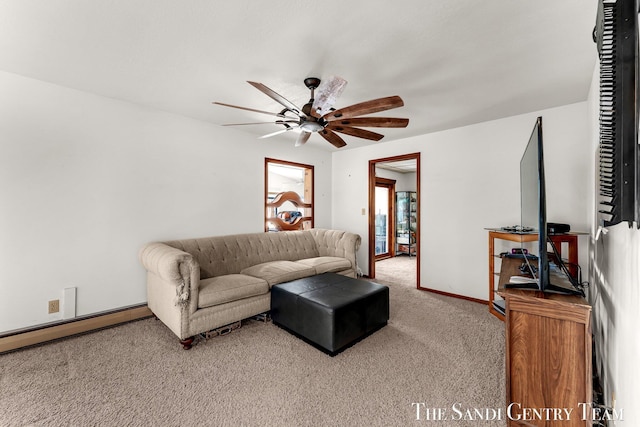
506;116;583;296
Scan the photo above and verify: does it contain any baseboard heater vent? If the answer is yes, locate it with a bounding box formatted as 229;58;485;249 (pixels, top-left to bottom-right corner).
0;304;152;354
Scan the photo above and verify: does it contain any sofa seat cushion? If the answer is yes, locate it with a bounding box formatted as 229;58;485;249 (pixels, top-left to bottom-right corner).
296;257;352;274
198;274;269;309
241;261;316;287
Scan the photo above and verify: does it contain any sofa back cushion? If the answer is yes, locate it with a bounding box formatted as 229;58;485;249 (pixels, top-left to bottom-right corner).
164;230;320;279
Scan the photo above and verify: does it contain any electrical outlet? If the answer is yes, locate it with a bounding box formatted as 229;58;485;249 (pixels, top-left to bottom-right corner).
48;299;60;314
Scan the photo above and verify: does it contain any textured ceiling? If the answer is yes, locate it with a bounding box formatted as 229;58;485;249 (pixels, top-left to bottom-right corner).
377;160;417;174
0;0;597;150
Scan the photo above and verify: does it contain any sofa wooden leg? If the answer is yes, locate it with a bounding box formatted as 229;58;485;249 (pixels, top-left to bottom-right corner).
180;337;194;350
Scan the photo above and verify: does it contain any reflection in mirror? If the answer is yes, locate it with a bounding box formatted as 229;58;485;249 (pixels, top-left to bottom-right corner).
372;156;419;287
265;159;314;231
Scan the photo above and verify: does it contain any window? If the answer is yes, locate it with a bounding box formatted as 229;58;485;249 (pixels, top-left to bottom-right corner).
265;158;314;231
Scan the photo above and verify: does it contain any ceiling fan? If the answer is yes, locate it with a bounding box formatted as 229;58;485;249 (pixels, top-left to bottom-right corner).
213;76;409;148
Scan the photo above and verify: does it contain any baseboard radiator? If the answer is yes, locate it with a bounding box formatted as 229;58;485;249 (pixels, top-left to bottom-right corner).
0;304;152;354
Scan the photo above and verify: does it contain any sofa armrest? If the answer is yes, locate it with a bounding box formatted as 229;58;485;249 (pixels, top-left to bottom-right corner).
139;242;199;305
310;229;362;271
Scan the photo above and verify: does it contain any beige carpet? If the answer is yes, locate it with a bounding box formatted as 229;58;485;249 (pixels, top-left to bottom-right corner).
375;255;417;286
0;279;505;427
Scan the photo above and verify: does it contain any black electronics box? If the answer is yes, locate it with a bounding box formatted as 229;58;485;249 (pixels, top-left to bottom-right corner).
547;223;570;234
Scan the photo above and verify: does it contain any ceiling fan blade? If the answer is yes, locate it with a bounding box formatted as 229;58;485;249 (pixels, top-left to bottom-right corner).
295;131;312;147
326;124;384;141
212;101;292;119
222;120;298;126
318;128;347;148
259;125;296;139
247;81;304;117
326;117;409;128
313;76;348;116
321;95;405;121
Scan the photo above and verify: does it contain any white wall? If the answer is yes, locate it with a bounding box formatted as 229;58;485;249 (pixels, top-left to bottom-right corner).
375;168;417;192
587;64;640;424
398;172;417;192
0;71;333;333
333;102;591;301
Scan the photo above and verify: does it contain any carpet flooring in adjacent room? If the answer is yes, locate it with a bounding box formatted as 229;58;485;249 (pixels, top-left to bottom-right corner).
0;279;505;427
375;255;417;287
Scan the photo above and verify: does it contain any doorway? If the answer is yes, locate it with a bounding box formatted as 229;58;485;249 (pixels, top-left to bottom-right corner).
368;153;420;288
374;177;396;260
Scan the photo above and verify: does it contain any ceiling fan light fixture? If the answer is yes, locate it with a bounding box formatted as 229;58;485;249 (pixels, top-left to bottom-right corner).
299;120;324;132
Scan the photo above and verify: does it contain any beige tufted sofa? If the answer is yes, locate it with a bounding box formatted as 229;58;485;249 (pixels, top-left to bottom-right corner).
139;229;361;348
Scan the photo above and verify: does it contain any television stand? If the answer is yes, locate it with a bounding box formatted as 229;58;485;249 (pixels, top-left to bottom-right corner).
486;229;582;320
497;258;592;427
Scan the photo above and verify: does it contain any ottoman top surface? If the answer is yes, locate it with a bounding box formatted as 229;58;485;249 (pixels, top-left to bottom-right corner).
273;273;388;309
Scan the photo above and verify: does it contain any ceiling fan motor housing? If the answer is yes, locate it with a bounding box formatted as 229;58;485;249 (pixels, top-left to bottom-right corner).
304;77;321;89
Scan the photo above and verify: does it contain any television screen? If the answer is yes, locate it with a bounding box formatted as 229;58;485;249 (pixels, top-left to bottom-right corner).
520;119;542;233
507;116;583;296
520;117;547;290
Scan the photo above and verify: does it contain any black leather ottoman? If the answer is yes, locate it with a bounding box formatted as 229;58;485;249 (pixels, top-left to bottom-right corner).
271;272;389;356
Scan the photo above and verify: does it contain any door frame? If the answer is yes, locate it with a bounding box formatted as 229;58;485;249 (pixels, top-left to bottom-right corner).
374;177;396;260
368;153;421;288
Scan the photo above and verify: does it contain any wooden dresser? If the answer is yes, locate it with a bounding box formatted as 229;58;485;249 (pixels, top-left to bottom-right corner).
498;258;592;427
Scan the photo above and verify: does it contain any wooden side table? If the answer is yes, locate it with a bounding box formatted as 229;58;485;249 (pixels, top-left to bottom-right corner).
487;229;580;320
